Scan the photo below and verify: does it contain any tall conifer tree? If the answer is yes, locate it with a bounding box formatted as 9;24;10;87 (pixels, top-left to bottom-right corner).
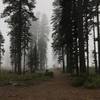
2;0;36;74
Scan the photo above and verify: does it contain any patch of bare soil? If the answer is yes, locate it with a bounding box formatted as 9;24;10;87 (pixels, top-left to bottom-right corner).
0;69;100;100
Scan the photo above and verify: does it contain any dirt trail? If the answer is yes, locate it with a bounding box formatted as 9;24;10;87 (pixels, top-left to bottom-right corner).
0;69;100;100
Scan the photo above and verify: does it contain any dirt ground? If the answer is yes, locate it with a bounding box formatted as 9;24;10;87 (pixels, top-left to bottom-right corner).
0;69;100;100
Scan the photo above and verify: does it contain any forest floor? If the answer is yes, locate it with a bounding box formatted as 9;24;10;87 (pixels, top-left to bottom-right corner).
0;69;100;100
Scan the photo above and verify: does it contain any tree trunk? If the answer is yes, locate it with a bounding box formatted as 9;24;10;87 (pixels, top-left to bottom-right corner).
96;4;100;73
78;0;86;73
93;17;98;73
0;44;1;71
17;0;22;74
23;48;26;74
62;47;65;72
85;12;89;74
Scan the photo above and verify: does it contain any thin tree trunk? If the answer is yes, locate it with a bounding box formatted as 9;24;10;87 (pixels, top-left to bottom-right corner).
86;34;89;74
75;39;79;75
96;4;100;73
62;47;65;72
66;49;69;73
97;4;100;74
23;48;26;74
93;17;98;73
17;0;22;74
85;14;89;74
0;44;1;71
78;0;86;73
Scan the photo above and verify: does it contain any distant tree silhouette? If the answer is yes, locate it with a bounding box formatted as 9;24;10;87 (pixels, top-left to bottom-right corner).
0;31;5;70
30;13;49;71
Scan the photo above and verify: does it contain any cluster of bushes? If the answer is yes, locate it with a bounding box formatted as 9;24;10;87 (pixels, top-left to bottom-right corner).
0;70;53;86
72;74;100;89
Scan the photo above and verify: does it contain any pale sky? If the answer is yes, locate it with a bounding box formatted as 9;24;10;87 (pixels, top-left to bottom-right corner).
36;0;53;17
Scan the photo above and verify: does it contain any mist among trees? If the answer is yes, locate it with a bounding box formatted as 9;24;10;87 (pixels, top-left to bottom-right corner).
52;0;100;75
0;1;100;99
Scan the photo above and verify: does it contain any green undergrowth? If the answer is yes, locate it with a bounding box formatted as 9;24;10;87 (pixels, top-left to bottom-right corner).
72;74;100;89
45;69;53;77
0;70;53;86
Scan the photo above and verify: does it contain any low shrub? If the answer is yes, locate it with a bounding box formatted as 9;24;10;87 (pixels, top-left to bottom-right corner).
71;76;86;87
84;75;100;89
45;70;53;77
0;71;53;86
72;74;100;89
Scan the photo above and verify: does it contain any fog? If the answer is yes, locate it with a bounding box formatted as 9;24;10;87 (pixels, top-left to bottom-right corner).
0;0;94;70
0;0;56;69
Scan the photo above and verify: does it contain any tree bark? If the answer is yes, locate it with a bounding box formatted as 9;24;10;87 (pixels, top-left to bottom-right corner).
78;0;86;73
96;4;100;73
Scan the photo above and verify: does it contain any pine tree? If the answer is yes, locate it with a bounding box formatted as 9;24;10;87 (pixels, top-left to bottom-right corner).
52;0;100;75
2;0;36;74
30;13;49;71
38;14;49;70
